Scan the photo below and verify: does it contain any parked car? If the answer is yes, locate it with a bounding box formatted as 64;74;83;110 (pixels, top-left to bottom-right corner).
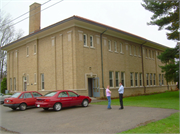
3;91;43;110
35;90;91;111
0;93;11;104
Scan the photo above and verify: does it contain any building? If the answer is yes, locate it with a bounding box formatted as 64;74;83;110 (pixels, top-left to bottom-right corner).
2;3;176;97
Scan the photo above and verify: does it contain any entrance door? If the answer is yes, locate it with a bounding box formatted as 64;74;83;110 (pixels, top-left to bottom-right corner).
88;78;93;97
92;77;100;97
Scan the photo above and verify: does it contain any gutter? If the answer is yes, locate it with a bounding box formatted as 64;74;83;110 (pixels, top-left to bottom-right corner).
100;28;107;97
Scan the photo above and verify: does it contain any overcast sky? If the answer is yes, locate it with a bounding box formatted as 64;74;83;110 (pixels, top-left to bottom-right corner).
0;0;177;48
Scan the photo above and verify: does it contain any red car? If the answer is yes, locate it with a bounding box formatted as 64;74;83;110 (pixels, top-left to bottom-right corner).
35;90;91;111
3;91;43;111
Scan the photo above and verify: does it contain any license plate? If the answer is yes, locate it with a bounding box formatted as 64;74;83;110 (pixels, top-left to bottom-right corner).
37;105;40;107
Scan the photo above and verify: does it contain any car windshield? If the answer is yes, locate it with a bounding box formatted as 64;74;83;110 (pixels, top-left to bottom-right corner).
44;92;57;97
11;92;21;98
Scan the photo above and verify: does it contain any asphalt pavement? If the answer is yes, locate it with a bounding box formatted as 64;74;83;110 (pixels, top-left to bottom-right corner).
0;104;178;134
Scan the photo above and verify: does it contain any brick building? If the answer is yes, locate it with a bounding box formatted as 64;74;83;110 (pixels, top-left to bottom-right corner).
2;3;176;97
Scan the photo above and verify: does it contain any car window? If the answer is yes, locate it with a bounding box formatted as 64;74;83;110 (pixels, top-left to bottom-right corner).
11;92;21;98
32;92;42;97
24;93;33;98
44;92;57;97
68;92;78;97
19;94;24;99
58;92;68;97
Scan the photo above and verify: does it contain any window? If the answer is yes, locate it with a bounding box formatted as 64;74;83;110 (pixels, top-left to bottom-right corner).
27;74;29;85
159;74;161;85
146;49;148;58
32;92;42;97
130;72;134;86
162;74;164;85
139;73;142;86
34;45;36;54
114;41;117;52
150;73;152;85
58;92;68;97
84;34;87;46
138;47;141;56
26;46;29;56
45;91;57;97
121;72;125;86
34;73;37;84
146;73;149;86
14;78;16;91
109;71;113;87
152;51;154;59
10;78;12;91
135;73;138;86
108;40;111;51
120;43;122;53
24;93;32;98
90;35;93;47
68;91;78;97
41;74;44;90
134;46;136;56
115;72;119;87
129;45;132;55
19;94;24;99
149;50;151;58
153;74;156;85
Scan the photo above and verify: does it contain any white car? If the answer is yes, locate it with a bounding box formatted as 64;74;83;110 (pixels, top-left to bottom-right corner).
0;93;11;104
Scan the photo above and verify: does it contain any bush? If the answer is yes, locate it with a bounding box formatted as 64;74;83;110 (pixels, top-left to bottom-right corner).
1;77;7;94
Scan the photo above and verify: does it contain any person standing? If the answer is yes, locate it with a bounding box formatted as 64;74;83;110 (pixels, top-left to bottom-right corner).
106;85;112;109
118;82;124;110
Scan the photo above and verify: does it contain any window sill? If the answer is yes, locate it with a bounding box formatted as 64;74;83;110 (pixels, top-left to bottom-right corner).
130;54;133;56
33;53;36;55
83;45;89;48
120;52;124;55
109;50;113;53
26;55;29;58
34;83;37;85
115;51;118;54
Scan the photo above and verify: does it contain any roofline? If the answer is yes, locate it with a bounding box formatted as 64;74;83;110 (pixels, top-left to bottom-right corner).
2;15;168;50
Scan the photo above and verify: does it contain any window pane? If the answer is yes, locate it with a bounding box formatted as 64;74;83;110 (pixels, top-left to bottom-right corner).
58;92;68;97
24;93;32;98
68;92;78;97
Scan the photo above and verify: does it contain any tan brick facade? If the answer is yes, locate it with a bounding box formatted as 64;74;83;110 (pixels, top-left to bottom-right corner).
3;16;176;98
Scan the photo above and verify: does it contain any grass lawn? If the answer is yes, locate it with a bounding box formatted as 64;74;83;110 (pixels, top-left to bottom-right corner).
92;90;179;133
92;90;179;110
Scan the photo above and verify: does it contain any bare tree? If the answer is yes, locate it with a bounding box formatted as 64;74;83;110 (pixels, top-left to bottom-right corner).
0;12;24;79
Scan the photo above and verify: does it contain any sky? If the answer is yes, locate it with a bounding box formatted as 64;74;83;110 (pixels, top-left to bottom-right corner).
0;0;177;48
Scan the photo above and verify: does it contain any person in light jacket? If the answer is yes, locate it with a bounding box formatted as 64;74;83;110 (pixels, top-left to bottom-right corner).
118;82;124;110
106;85;112;109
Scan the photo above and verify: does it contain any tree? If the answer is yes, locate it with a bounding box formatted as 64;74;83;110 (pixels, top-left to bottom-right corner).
142;0;179;40
1;77;7;93
0;12;24;79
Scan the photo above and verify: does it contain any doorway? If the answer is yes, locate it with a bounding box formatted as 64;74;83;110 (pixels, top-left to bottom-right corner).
88;78;93;97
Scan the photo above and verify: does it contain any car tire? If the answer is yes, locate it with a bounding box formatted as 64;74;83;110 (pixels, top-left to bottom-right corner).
53;103;61;111
19;103;27;111
82;99;89;107
43;108;49;111
11;108;17;110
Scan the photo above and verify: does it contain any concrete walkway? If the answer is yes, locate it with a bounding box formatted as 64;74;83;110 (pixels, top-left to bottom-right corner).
0;104;178;134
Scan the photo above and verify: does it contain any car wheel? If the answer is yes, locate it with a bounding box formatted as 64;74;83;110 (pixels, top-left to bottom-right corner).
19;103;27;111
82;99;89;107
43;108;49;111
11;108;17;110
53;103;61;111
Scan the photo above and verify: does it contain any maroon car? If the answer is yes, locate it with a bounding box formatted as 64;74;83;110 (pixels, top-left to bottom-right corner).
35;90;91;111
3;91;43;111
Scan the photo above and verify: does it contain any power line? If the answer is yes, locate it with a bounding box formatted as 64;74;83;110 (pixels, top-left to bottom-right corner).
8;0;64;28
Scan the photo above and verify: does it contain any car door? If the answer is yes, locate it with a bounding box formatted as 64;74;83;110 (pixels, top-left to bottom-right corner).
68;91;81;106
23;93;34;106
57;91;71;108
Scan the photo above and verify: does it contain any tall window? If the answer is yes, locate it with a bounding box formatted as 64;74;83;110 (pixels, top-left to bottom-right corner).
120;43;122;53
138;47;141;56
130;72;134;86
134;46;136;56
10;78;12;91
90;35;93;47
146;49;148;58
139;73;142;86
34;45;36;54
114;41;117;52
109;71;113;87
34;73;37;84
121;72;125;86
129;45;132;55
152;51;154;59
108;40;111;51
115;72;119;87
27;74;29;85
162;74;164;85
41;74;44;90
150;73;152;85
153;74;156;85
159;74;161;85
146;73;149;86
135;73;138;86
14;78;16;91
149;50;151;58
26;46;29;56
84;34;87;46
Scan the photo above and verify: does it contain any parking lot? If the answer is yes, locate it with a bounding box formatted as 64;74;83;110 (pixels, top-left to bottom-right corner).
0;104;178;134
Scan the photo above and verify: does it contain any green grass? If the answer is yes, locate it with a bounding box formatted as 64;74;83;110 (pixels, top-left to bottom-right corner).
93;91;179;110
120;112;179;133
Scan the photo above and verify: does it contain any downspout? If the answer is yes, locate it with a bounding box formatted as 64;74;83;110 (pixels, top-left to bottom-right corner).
100;28;107;97
141;41;147;94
